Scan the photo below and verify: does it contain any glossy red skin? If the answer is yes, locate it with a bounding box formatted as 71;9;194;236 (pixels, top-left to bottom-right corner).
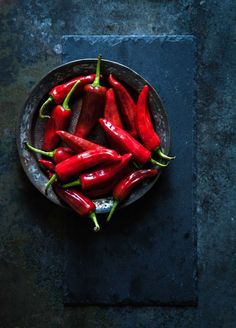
53;147;74;163
85;164;133;198
38;159;55;172
50;74;96;104
136;85;161;151
74;84;107;138
99;118;151;165
55;149;121;182
85;179;118;199
108;74;137;137
43;105;71;151
56;130;105;153
53;184;95;217
80;153;132;190
104;88;124;129
113;169;158;201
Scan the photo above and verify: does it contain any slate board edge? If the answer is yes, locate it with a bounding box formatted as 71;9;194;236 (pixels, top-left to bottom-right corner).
61;34;196;44
192;34;199;308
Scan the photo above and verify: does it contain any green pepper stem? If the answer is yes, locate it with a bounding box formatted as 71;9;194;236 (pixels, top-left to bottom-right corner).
25;142;54;158
63;80;81;109
62;178;81;188
45;174;57;194
150;158;169;168
133;160;142;169
155;147;176;161
39;95;54;119
91;55;102;88
89;212;100;232
107;199;119;222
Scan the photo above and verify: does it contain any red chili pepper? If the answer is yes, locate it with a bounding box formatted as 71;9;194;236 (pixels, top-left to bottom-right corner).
38;159;55;172
104;88;124;129
108;74;137;137
39;74;96;119
85;161;133;199
107;169;158;222
25;143;74;163
74;55;107;138
56;130;105;153
42;80;81;151
53;182;100;232
99;118;168;167
62;153;132;191
85;180;118;199
137;85;175;161
45;148;121;193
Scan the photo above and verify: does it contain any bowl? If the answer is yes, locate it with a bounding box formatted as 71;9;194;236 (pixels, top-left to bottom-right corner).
16;59;170;214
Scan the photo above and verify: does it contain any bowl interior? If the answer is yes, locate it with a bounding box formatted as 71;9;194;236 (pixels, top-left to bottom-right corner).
17;59;170;213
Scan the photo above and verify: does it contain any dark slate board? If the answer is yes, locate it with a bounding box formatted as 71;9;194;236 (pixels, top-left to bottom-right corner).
62;35;197;305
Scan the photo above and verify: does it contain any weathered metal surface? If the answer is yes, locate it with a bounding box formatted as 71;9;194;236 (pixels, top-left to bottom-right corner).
16;59;170;213
63;35;197;305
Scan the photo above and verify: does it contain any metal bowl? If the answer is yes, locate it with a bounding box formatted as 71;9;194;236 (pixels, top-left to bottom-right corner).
16;59;170;214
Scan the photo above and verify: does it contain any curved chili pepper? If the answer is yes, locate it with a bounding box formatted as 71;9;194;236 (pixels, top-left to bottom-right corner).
85;161;133;199
45;149;121;193
38;159;55;172
62;153;132;191
74;55;107;138
107;169;158;222
137;85;175;161
39;74;96;119
56;130;105;153
104;88;124;129
108;74;137;137
43;80;80;151
99;118;168;167
85;180;117;199
53;182;100;232
25;143;74;163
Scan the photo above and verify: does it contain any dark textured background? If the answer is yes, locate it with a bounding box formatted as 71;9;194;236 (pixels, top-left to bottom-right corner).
0;1;235;327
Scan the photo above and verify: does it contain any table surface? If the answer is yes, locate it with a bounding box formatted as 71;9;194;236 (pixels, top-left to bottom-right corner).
0;1;235;327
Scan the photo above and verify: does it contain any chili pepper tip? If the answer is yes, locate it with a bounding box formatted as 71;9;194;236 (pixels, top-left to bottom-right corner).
39;95;54;119
89;212;100;232
150;158;169;168
107;199;119;222
45;173;57;194
155;147;176;161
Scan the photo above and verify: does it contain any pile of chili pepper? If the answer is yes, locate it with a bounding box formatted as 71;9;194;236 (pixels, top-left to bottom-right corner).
25;55;175;232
